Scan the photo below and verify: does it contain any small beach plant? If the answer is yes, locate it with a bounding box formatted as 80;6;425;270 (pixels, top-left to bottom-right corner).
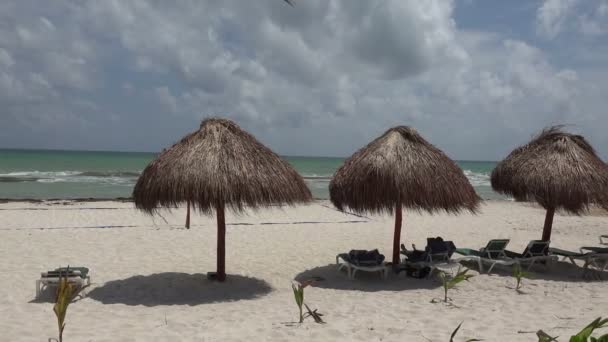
512;263;530;292
536;317;608;342
433;267;474;303
569;317;608;342
450;321;482;341
51;271;90;342
536;330;559;342
291;280;306;323
291;279;325;324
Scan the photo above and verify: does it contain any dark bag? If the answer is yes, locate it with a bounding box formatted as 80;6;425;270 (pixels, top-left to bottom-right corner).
348;249;385;266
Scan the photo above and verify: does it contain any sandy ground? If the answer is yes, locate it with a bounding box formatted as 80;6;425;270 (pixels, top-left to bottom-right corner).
0;200;606;341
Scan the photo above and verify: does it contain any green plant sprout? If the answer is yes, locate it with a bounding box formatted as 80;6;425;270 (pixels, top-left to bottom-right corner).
433;267;474;303
291;279;325;324
569;317;608;342
537;330;559;342
291;281;307;323
537;317;608;342
512;263;530;293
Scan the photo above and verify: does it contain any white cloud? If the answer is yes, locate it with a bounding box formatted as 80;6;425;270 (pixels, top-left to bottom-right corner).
0;0;607;159
536;0;579;39
536;0;608;39
577;0;608;37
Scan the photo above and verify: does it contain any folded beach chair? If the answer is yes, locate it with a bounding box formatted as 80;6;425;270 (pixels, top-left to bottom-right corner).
600;235;608;245
549;247;608;273
504;240;557;271
454;239;512;273
36;267;91;298
336;250;388;280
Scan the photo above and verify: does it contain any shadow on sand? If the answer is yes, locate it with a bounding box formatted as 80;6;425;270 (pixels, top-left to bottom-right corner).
294;264;441;292
84;273;272;306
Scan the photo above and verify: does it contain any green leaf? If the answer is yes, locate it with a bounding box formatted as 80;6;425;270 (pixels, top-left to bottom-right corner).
450;321;464;342
447;268;474;289
537;330;559;342
570;317;608;342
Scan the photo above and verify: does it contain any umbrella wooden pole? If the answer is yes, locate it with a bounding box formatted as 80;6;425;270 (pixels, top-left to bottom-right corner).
392;202;403;266
541;207;555;241
185;200;190;229
216;203;226;282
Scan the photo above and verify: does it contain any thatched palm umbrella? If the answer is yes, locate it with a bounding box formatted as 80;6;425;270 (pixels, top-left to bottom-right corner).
491;126;608;241
133;118;312;281
330;126;480;265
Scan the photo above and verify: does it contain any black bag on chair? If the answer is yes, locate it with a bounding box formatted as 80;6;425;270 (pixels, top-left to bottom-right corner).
348;249;385;266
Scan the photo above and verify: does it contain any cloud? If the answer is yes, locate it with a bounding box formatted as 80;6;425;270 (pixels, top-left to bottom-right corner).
536;0;608;39
577;1;608;37
0;0;607;160
536;0;579;39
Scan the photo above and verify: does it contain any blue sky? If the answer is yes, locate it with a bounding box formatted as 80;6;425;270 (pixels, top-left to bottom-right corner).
1;0;607;160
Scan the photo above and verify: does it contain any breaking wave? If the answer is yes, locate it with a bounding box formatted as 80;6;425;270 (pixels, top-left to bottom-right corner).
0;170;140;186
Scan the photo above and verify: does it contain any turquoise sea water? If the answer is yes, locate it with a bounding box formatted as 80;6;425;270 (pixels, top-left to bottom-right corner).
0;149;504;200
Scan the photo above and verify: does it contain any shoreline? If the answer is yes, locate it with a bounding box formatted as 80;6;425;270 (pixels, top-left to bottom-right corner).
0;196;511;204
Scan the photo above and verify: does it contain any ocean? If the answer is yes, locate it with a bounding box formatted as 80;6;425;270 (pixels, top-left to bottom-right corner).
0;149;503;200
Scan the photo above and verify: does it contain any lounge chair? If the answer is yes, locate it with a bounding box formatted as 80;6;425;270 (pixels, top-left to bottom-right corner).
36;267;91;298
504;240;557;271
399;238;459;277
600;235;608;245
549;247;608;273
336;250;389;280
580;246;608;254
454;239;513;273
401;237;456;263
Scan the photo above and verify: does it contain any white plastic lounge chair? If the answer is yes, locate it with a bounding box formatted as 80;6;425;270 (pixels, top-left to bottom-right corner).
580;246;608;254
36;267;91;298
505;240;557;271
549;247;608;274
454;239;513;273
598;235;607;245
336;253;389;280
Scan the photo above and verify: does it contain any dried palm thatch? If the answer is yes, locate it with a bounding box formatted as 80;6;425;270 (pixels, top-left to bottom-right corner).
492;126;608;241
133;117;312;281
330;126;480;265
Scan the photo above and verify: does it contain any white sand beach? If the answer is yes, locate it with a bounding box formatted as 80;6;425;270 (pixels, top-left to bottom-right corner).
1;200;606;341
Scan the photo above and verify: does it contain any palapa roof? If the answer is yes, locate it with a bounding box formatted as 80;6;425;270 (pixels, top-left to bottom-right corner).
491;126;608;213
329;126;480;214
133;118;312;214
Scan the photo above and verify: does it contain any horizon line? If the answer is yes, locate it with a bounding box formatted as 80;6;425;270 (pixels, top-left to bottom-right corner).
0;147;499;163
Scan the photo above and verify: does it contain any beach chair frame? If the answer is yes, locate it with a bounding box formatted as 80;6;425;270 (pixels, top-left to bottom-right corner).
508;240;557;271
550;247;608;276
336;254;389;280
36;269;91;298
454;239;512;273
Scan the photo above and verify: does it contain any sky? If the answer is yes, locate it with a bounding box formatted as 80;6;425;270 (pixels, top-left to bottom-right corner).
0;0;607;160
